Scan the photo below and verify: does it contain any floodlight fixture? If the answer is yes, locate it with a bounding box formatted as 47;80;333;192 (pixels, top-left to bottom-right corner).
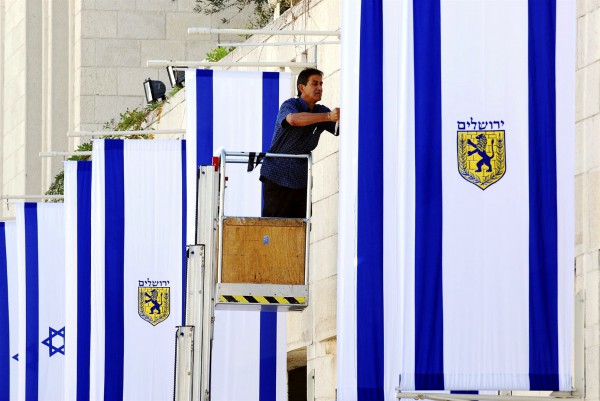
167;66;185;88
143;78;166;103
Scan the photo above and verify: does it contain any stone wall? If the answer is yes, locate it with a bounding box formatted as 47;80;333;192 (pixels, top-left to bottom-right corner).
1;0;45;217
576;1;600;401
71;0;252;133
0;0;250;218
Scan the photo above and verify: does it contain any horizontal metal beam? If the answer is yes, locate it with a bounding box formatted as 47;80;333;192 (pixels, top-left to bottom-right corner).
188;27;340;37
216;40;340;47
1;195;64;200
147;60;317;69
39;151;93;157
67;129;185;137
224;150;310;163
396;392;581;401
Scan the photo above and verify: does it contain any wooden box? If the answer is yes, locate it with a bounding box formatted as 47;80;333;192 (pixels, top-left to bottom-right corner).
221;217;306;285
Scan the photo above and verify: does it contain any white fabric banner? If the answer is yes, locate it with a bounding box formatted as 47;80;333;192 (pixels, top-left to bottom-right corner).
64;161;93;401
339;0;575;398
90;139;185;401
1;220;18;400
185;69;291;400
16;203;66;401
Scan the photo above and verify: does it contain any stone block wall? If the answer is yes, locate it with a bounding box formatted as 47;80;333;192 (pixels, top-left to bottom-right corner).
1;0;45;217
70;0;253;134
0;0;251;218
577;2;600;401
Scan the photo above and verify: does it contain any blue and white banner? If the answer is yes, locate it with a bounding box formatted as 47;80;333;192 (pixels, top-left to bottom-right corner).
0;220;18;400
16;203;66;400
90;139;186;401
64;161;92;401
185;69;292;233
186;70;291;401
339;0;575;398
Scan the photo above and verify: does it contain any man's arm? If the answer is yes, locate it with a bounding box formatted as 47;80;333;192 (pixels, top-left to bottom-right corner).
286;108;340;126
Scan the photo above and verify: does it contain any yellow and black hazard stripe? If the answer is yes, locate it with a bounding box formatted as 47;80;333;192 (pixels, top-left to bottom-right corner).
219;295;306;305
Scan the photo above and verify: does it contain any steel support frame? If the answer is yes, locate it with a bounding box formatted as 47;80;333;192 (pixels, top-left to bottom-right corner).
396;393;579;401
176;166;219;401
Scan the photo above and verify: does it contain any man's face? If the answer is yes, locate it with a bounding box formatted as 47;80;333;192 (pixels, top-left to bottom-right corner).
299;74;323;103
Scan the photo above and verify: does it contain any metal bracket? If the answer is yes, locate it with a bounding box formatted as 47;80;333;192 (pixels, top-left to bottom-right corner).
396;393;582;401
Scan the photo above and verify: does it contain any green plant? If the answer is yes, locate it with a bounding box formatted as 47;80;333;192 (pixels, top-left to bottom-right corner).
169;85;183;98
44;142;94;202
205;46;236;62
45;171;64;201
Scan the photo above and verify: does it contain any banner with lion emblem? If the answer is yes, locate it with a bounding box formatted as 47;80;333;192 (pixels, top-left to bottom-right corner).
339;0;575;397
90;140;185;401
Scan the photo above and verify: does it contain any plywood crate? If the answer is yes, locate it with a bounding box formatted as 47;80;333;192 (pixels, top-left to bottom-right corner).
221;217;306;285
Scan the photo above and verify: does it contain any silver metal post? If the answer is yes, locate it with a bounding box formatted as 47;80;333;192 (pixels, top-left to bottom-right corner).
396;393;581;401
188;27;340;37
67;129;185;137
198;167;220;401
39;151;93;157
216;40;340;47
147;60;317;69
217;150;227;285
0;195;64;200
305;154;312;289
174;325;194;401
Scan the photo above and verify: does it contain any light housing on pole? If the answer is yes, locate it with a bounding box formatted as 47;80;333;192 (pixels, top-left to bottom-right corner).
143;78;166;103
167;66;185;88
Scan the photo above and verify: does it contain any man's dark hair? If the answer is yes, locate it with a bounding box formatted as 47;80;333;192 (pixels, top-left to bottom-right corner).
297;68;324;96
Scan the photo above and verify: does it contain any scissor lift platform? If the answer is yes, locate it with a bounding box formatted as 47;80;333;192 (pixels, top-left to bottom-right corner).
176;150;312;401
216;216;309;311
213;150;312;311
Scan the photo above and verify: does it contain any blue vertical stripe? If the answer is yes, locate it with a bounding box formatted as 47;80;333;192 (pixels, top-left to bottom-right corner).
196;70;214;165
259;312;277;401
0;223;9;399
104;140;125;400
259;72;280;401
24;203;39;401
181;141;187;325
528;0;559;390
413;0;444;390
262;72;279;151
76;161;92;401
357;0;384;398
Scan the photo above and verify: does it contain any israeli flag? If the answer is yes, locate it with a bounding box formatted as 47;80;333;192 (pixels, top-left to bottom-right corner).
64;161;92;401
16;203;66;401
186;70;291;400
0;220;18;400
90;139;186;401
339;0;575;398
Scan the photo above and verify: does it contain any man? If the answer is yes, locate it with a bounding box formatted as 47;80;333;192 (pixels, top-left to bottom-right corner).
260;68;340;218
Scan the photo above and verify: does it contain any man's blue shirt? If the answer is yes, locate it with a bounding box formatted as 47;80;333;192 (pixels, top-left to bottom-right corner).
260;97;336;189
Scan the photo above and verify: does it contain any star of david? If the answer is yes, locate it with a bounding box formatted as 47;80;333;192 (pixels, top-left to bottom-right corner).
41;326;65;357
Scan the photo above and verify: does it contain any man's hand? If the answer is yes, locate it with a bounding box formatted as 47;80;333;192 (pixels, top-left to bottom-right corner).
328;108;340;122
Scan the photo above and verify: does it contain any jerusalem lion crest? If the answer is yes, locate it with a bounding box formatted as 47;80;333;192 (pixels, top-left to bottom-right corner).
138;287;170;326
457;130;506;190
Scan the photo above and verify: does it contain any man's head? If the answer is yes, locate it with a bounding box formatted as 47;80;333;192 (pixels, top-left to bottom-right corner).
297;68;324;104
